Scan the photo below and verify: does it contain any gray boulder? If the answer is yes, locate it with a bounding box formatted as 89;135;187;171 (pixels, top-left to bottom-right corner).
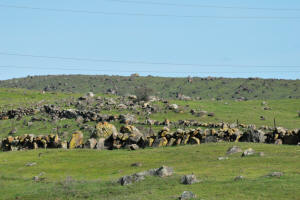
179;191;196;200
156;166;174;177
239;129;266;143
180;174;199;185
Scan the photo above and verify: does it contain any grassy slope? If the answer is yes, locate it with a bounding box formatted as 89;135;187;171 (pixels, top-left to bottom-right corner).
0;143;299;199
0;88;299;140
1;75;300;99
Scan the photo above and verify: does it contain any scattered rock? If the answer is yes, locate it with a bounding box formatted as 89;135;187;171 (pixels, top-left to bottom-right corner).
131;162;142;167
218;156;229;161
234;176;245;181
156;166;174;177
242;148;255;157
259;152;265;157
169;104;179;110
266;172;283;178
181;174;199;185
179;191;196;200
129;144;139;150
227;146;242;155
26;162;36;167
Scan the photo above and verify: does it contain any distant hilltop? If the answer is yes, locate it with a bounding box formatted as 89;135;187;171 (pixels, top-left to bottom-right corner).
0;75;299;100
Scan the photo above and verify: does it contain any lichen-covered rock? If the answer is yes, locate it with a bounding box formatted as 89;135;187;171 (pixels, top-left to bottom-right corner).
152;137;168;147
92;122;118;139
68;131;83;149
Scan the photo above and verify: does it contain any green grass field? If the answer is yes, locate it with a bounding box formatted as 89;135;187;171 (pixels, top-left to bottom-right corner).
0;143;299;200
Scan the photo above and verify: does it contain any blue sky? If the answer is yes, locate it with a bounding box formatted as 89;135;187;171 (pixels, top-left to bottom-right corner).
0;0;300;80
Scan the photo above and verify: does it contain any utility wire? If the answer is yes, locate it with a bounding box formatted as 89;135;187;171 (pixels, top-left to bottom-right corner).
1;4;300;19
0;65;299;74
0;52;300;68
106;0;300;12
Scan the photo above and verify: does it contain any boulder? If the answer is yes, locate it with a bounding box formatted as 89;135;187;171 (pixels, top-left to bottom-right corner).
68;131;84;149
84;138;97;149
169;104;179;110
266;172;283;178
92;122;118;139
119;175;144;186
128;144;139;150
180;174;199;185
227;146;242;155
119;114;137;124
239;129;266;143
96;138;107;150
152;137;168;148
120;125;144;144
282;135;298;145
179;191;196;200
155;166;174;177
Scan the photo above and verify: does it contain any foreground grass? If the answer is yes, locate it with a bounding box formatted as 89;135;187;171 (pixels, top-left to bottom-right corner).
0;143;299;200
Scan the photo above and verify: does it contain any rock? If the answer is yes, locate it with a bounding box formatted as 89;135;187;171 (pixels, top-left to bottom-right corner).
227;146;242;155
117;104;128;109
119;172;147;186
275;139;283;145
131;162;142;167
33;172;45;182
180;174;199;185
129;144;139;150
9;128;17;135
239;129;266;143
86;92;94;97
218;156;228;161
207;112;215;117
259;152;265;157
155;166;174;177
26;162;37;167
169;104;179;110
84;138;97;149
204;136;217;143
266;172;283;177
242;148;255;157
179;191;196;200
120;125;143;144
234;176;245;181
152;137;168;148
92;122;118;139
68;131;84;149
96;138;107;150
119;114;137;124
283;135;299;145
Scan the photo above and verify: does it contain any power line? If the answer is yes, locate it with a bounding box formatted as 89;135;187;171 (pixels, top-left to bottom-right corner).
1;4;300;20
106;0;300;12
0;65;299;74
0;52;300;68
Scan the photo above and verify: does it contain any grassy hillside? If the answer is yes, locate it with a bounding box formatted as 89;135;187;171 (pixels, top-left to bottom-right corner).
0;143;299;199
0;75;299;100
0;88;299;140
